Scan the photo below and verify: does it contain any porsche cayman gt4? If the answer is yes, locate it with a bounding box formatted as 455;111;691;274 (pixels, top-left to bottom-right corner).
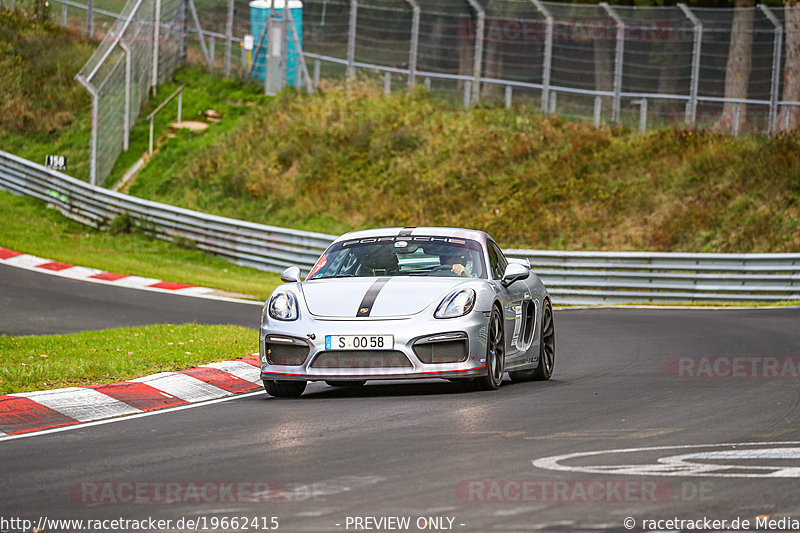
259;227;555;397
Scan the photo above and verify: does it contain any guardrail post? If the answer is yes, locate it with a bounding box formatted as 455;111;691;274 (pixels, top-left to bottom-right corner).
347;0;357;78
313;58;321;87
62;2;67;27
406;0;420;89
759;4;782;135
732;103;741;136
549;91;557;114
600;3;624;123
464;80;472;110
678;3;702;126
465;0;485;106
384;72;391;95
531;0;553;115
505;85;512;108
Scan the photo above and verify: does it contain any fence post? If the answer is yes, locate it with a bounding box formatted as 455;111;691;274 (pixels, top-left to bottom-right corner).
75;75;98;186
314;58;321;87
593;96;602;126
530;0;553;115
120;42;132;151
464;81;472;110
187;0;212;70
732;103;741;136
224;0;234;77
678;3;702;126
759;4;782;135
632;98;647;131
86;0;94;38
465;0;484;105
347;0;357;78
152;0;162;95
62;3;67;26
406;0;420;89
505;85;512;108
600;2;624;123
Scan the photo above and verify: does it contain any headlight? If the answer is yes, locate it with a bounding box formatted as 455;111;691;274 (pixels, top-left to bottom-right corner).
268;291;298;321
435;289;476;319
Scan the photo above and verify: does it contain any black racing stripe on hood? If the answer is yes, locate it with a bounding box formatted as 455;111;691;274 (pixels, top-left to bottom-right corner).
357;277;391;317
398;227;415;237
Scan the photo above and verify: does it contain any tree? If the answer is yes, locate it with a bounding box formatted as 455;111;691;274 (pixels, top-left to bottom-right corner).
716;0;755;132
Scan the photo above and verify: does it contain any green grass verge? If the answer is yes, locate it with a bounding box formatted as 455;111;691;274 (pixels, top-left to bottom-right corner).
0;190;282;300
0;323;257;394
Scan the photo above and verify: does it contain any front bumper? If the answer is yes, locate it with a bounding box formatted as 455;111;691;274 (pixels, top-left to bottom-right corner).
259;311;490;382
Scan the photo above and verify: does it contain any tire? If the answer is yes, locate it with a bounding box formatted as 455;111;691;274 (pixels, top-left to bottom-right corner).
467;306;505;391
263;380;306;398
510;299;555;382
325;380;367;388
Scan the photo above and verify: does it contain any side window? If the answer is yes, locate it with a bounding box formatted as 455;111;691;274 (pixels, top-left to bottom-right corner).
487;241;508;280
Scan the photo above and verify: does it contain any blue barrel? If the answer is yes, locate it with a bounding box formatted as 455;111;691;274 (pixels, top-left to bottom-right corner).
250;0;303;86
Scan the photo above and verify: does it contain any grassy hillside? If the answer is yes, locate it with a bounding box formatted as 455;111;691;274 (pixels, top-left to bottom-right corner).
0;10;94;177
129;79;800;253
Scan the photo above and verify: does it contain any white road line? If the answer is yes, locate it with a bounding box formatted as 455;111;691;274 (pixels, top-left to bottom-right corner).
11;387;141;421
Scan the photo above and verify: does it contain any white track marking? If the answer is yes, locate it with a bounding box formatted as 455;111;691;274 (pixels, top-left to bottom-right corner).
202;361;262;383
11;387;141;421
132;372;232;402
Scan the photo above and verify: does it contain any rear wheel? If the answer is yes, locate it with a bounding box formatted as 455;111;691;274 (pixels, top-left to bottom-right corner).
326;380;367;388
510;299;555;382
467;306;505;391
263;380;306;398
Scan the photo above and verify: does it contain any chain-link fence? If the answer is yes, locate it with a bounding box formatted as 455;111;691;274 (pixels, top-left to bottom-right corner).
298;1;800;135
8;0;800;183
71;0;185;185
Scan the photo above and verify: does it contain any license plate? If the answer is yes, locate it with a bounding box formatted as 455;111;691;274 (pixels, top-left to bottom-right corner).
325;335;394;350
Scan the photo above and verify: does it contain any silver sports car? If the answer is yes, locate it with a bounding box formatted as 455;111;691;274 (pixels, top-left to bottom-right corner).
259;227;555;397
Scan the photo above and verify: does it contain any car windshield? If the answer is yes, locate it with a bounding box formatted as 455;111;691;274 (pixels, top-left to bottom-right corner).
307;236;487;280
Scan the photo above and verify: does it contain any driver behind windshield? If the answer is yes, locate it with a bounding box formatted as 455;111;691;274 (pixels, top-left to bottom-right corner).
440;253;469;277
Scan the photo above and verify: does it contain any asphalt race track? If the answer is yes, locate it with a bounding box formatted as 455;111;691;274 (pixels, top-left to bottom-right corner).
0;263;258;334
2;267;800;532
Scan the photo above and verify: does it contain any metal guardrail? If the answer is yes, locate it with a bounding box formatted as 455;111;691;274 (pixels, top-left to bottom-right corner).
505;250;800;305
1;150;798;305
0;150;334;273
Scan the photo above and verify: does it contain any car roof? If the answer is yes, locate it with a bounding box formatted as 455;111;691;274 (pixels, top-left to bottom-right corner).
333;227;490;245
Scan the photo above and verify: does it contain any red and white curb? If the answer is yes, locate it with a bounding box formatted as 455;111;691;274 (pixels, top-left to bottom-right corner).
0;248;258;303
0;355;263;438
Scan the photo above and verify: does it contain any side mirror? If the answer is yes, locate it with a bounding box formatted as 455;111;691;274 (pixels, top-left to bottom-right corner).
280;266;302;283
501;263;530;287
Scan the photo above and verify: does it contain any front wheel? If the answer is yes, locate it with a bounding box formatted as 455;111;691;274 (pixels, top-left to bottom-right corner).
263;380;306;398
467;306;505;391
510;299;555;382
